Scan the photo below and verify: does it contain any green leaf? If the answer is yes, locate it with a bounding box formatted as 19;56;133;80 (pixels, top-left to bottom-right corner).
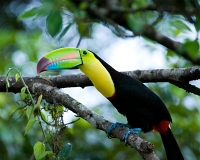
77;21;92;38
46;9;62;37
18;5;53;20
79;2;89;10
18;7;40;20
37;151;55;160
171;20;191;32
58;23;73;40
184;40;199;59
26;106;33;119
33;95;43;117
6;77;10;88
15;73;19;82
35;95;43;107
20;87;28;100
44;105;49;111
33;141;45;160
21;86;26;94
166;49;174;57
40;111;47;123
127;14;144;33
24;118;37;135
57;143;72;160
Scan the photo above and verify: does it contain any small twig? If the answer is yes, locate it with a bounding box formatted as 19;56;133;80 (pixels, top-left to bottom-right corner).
65;118;80;125
109;4;157;13
170;81;200;95
6;68;35;109
109;4;199;16
76;35;82;48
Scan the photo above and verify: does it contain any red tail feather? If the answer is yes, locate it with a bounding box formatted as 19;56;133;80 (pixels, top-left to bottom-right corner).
153;120;169;135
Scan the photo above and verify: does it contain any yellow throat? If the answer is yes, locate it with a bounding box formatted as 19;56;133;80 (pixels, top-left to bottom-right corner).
78;57;115;98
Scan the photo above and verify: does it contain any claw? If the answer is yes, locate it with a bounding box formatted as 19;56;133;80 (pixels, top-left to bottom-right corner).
107;123;142;145
123;128;142;144
107;122;131;138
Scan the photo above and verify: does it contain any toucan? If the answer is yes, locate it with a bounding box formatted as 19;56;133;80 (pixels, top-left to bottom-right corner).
37;47;184;160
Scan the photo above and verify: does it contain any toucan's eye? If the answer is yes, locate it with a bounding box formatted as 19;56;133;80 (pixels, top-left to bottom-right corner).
83;51;87;55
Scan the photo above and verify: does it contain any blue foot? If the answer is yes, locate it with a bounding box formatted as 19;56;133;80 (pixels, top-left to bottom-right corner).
123;128;142;144
107;122;131;138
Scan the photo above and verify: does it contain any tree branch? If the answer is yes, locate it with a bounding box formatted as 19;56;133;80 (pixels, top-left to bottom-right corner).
30;82;160;160
109;4;197;16
1;67;199;159
72;0;200;65
1;66;200;95
140;27;200;65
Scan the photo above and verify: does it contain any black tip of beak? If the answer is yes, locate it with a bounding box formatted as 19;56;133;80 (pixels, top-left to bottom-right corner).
37;57;50;74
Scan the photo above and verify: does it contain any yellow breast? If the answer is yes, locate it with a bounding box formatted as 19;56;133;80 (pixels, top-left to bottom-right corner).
79;58;115;98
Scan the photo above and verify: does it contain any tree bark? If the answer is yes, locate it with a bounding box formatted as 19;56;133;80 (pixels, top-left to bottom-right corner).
1;66;200;95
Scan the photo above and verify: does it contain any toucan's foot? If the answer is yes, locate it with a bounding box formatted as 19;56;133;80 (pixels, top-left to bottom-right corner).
107;122;131;138
123;128;142;144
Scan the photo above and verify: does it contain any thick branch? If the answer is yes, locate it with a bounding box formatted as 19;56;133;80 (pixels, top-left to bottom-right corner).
1;66;200;95
30;82;159;160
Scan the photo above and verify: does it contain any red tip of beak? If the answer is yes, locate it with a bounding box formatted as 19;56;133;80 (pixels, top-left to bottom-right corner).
37;57;50;74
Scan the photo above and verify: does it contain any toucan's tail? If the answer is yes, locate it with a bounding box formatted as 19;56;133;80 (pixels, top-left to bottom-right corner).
161;128;184;160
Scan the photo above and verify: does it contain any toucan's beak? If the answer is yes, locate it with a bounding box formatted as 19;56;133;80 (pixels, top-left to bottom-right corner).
37;48;82;74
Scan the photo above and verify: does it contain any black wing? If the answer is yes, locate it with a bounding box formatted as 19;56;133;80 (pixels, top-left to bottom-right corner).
110;73;172;132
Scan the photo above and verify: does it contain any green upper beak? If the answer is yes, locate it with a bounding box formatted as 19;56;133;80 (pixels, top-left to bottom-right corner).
37;47;82;74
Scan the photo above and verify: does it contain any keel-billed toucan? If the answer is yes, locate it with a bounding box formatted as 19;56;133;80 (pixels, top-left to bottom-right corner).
37;47;184;160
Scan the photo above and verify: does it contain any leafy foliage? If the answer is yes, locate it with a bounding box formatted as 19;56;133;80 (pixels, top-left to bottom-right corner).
46;9;62;37
24;118;37;135
57;143;72;160
33;141;55;160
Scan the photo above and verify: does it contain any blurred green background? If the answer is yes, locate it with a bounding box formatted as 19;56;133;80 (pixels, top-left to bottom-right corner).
0;0;200;159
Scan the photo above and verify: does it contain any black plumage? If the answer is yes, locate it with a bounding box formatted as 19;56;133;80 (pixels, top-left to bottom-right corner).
93;53;184;160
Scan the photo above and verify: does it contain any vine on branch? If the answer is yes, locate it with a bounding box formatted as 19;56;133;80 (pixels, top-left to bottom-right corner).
5;67;73;160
